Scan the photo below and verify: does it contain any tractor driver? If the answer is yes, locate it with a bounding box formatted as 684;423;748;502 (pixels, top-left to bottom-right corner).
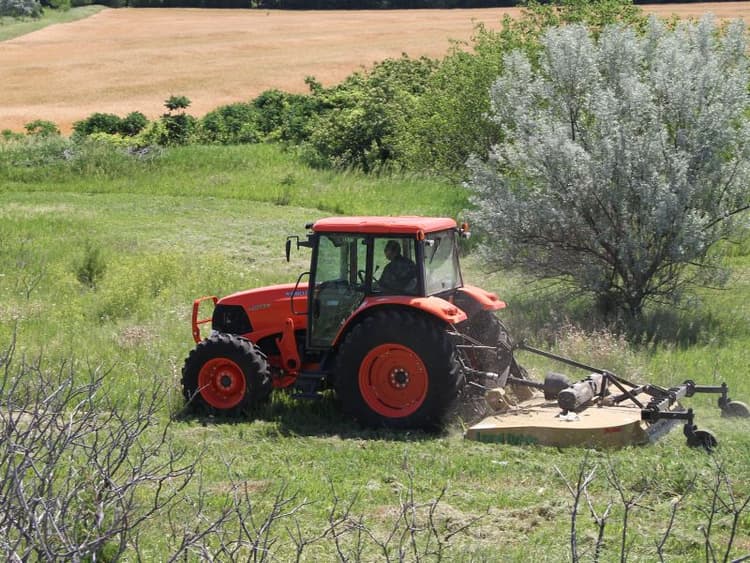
378;240;417;294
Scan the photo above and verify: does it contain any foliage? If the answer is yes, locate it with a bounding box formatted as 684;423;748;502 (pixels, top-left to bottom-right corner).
277;90;324;144
304;55;437;172
467;17;750;321
197;101;260;145
70;110;150;142
0;133;71;167
399;0;648;178
41;0;70;9
119;110;149;136
23;119;60;137
75;239;106;289
1;129;23;141
0;0;41;17
160;95;196;146
252;88;290;136
72;112;123;137
164;94;191;113
0;4;103;41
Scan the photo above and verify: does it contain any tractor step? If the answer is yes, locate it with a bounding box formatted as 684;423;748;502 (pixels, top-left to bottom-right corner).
291;371;327;399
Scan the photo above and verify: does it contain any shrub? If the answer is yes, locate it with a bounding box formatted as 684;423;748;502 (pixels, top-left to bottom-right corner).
41;0;70;8
24;120;60;137
75;240;107;290
160;95;196;146
252;89;290;136
277;92;323;144
399;0;648;178
0;0;42;17
1;129;24;141
304;55;437;171
72;112;123;138
467;18;750;321
0;134;71;167
119;111;149;136
198;102;259;145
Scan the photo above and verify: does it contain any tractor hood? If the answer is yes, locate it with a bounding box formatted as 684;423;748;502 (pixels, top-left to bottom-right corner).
215;283;309;340
219;283;309;307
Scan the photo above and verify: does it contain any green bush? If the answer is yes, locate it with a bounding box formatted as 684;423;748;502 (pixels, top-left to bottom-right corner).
73;112;123;138
160;95;196;146
198;102;259;145
119;111;149;136
24;120;60;137
252;89;290;136
41;0;70;9
75;240;106;290
304;55;437;171
1;129;24;141
0;0;42;17
0;134;71;167
72;111;149;139
277;92;322;144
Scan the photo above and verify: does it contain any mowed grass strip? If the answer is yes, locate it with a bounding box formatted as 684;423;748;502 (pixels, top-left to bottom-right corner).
0;5;104;41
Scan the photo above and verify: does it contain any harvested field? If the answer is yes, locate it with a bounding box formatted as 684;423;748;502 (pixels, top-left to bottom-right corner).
1;3;748;133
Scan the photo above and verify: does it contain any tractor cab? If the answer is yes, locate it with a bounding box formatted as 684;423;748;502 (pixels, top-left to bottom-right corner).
186;216;507;429
292;217;467;350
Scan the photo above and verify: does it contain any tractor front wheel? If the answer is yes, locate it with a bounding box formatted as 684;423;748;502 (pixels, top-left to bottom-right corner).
182;333;271;417
334;310;460;430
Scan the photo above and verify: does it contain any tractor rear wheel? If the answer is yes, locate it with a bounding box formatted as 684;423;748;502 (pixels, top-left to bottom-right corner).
334;310;461;430
182;333;271;417
455;311;536;422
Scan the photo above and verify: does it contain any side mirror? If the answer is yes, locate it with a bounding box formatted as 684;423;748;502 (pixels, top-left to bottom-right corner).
285;238;293;262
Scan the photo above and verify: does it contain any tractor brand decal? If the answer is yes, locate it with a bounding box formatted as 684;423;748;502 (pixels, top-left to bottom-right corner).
285;290;308;297
249;303;271;312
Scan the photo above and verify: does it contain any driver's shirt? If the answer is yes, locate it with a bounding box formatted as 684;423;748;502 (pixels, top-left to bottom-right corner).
380;255;417;294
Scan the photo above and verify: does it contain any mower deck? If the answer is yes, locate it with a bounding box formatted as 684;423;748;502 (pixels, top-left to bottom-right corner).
466;395;681;448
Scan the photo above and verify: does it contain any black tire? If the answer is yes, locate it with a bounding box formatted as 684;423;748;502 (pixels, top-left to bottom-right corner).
182;333;272;417
461;310;514;377
459;310;536;410
334;310;461;430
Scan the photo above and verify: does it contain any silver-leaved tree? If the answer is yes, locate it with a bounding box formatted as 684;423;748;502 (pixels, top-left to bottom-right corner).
467;17;750;320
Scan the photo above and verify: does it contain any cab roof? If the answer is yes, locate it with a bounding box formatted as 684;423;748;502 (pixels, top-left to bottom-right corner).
312;216;458;235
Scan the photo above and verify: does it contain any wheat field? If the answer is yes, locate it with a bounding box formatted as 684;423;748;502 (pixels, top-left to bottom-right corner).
1;2;748;133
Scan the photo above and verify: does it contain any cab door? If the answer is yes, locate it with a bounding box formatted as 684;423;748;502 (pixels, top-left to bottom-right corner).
308;234;369;349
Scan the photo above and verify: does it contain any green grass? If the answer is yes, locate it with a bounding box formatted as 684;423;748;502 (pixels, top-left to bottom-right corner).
1;141;749;560
0;5;104;42
1;141;466;216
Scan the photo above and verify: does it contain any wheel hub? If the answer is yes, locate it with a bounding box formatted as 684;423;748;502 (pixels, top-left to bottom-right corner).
390;369;410;389
358;344;429;418
197;357;247;409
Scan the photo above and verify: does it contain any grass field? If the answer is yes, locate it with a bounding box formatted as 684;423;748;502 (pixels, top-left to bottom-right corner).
1;141;749;559
2;3;750;134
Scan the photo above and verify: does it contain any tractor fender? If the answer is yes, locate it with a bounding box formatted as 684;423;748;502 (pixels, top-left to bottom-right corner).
332;295;467;347
456;285;506;312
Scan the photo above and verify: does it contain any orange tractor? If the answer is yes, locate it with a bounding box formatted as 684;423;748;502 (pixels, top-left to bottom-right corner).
183;216;517;429
183;216;748;445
